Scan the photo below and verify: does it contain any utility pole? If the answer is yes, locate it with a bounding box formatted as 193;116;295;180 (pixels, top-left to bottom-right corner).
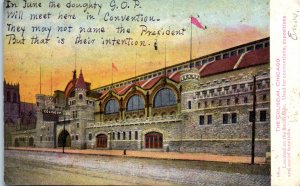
251;75;257;164
63;114;65;153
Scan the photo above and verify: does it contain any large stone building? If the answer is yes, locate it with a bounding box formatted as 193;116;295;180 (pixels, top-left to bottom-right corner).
11;38;270;156
4;81;37;147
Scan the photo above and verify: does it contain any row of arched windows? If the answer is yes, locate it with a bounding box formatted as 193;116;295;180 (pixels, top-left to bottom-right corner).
104;88;177;114
6;91;18;103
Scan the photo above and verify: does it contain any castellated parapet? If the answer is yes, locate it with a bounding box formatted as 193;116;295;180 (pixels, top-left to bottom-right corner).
180;67;200;92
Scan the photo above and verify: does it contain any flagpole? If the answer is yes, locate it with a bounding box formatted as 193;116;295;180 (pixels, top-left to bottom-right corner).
164;43;167;77
40;64;41;94
190;16;192;62
111;63;113;90
135;53;137;81
51;72;52;96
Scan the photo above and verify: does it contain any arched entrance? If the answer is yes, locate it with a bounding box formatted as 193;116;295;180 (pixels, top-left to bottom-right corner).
14;138;19;147
58;130;71;147
145;132;163;148
29;137;34;146
96;134;107;148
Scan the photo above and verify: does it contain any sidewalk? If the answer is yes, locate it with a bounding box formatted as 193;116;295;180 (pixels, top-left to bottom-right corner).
6;147;267;164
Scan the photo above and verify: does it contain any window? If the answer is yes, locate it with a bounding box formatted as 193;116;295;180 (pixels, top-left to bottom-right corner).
154;88;176;108
211;100;214;107
219;100;222;106
89;133;92;140
198;102;201;109
260;110;267;122
207;115;212;125
76;135;79;140
249;111;254;122
72;111;78;118
247;46;254;51
255;43;263;49
40;135;42;142
77;123;79;128
223;114;228;124
227;99;230;105
223;53;229;59
244;97;248;103
127;95;145;111
104;99;119;114
7;91;11;102
238;48;245;54
129;131;132;140
235;98;239;104
117;132;120;140
72;135;74;140
232;113;237;123
199;115;205;125
188;101;192;109
79;94;83;100
262;94;267;101
112;132;115;140
204;101;208;108
123;132;126;140
135;131;138;140
230;50;237;56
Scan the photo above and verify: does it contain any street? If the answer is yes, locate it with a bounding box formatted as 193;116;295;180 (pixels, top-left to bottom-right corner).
4;150;270;185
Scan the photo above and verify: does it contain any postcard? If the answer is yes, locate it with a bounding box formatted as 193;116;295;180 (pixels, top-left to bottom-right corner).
2;0;300;185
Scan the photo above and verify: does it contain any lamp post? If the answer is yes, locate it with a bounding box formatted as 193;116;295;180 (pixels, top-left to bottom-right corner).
63;114;66;153
251;75;257;164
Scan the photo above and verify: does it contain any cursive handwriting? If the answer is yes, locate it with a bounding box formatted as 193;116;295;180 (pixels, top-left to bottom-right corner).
288;10;299;40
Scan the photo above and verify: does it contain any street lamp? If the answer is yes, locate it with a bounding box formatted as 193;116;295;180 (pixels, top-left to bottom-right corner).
251;75;257;164
63;114;66;153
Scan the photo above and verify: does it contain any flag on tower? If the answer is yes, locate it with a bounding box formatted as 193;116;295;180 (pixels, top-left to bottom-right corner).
191;16;206;30
112;63;118;71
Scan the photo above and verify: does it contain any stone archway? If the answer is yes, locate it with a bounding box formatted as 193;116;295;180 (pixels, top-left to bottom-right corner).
96;134;107;148
58;130;71;147
145;132;163;149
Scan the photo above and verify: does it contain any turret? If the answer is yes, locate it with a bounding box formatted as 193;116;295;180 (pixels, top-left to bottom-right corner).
75;69;87;105
180;67;200;92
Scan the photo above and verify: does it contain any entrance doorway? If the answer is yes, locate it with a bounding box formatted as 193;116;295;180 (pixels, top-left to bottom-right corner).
58;130;71;147
29;137;34;146
145;132;163;148
96;134;107;148
15;138;19;147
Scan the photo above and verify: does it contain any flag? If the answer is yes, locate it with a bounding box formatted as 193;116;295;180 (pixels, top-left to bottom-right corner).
112;63;118;71
191;16;206;30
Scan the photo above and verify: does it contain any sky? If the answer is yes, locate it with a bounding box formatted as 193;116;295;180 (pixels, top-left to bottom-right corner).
4;0;269;103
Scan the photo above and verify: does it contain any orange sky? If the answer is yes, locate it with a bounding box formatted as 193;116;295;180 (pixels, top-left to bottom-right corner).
4;0;269;103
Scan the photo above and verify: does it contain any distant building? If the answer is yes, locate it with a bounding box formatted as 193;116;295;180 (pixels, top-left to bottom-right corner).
11;38;270;157
4;80;37;147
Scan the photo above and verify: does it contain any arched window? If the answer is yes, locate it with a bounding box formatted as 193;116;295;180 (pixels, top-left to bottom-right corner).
7;91;11;102
126;95;144;111
104;99;119;114
153;88;176;108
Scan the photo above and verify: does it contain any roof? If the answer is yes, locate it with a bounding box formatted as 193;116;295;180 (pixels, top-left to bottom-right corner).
98;71;181;99
75;70;87;89
236;47;269;69
200;47;269;77
200;55;241;77
64;70;91;98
